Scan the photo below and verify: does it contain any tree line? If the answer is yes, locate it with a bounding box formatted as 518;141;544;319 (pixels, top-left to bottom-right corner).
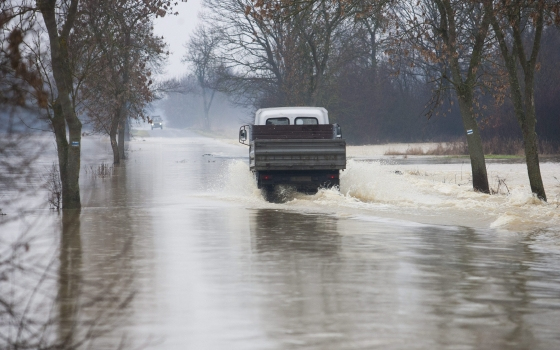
1;0;175;209
176;0;559;201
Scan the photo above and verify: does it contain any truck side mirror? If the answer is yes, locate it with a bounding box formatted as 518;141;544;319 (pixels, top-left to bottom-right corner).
239;129;247;143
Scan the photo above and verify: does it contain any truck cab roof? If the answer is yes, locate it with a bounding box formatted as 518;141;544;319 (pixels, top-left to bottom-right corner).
255;107;329;125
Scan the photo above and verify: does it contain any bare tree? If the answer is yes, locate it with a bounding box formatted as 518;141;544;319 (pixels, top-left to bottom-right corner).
483;0;559;201
390;0;494;193
183;25;221;130
203;0;358;108
78;0;171;164
36;0;83;209
203;0;294;107
353;0;393;77
290;0;357;105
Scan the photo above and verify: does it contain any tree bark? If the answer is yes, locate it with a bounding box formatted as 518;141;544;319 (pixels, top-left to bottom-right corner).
436;0;490;193
456;92;490;193
52;101;70;204
39;0;82;209
117;30;131;161
522;111;546;200
201;86;216;130
117;105;126;161
110;110;120;164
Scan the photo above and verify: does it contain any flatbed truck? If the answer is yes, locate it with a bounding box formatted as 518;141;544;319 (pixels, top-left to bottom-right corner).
239;107;346;200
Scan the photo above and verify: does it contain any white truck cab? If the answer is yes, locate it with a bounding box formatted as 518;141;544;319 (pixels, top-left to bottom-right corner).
255;107;329;126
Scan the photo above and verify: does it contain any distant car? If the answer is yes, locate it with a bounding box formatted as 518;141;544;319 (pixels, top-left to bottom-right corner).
151;116;163;130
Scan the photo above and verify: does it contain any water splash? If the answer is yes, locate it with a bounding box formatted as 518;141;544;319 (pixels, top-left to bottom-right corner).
213;159;560;233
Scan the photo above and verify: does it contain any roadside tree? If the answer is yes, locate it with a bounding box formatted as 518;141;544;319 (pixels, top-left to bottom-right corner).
483;0;559;201
78;0;170;164
390;0;494;193
36;0;84;209
183;25;221;130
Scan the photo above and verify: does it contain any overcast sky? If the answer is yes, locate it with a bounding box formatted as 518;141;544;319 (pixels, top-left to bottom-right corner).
153;0;203;81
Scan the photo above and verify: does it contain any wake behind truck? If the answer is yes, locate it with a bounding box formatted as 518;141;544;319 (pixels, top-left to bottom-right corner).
239;107;346;200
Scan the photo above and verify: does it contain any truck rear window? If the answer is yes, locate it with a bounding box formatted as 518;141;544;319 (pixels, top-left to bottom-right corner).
295;117;318;125
266;117;290;125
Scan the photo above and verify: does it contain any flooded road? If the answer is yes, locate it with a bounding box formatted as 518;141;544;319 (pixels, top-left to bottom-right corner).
3;129;560;349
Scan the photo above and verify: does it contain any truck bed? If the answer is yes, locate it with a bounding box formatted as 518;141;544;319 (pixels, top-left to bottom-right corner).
251;124;335;140
250;138;346;171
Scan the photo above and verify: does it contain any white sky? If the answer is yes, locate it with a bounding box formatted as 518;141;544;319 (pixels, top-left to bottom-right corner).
153;0;203;80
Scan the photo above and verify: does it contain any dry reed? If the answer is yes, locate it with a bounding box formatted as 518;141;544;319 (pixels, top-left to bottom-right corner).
384;137;560;156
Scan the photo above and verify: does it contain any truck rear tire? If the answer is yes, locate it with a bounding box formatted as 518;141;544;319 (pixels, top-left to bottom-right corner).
299;188;318;195
262;185;275;202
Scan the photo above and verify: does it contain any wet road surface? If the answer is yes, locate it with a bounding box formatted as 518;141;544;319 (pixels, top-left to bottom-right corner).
3;129;560;349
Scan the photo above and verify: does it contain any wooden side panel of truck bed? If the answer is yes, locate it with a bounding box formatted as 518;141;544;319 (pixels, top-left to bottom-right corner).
250;139;346;171
251;124;335;140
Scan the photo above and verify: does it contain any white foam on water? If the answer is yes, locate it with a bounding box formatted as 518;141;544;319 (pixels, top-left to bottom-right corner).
213;158;560;233
339;160;444;206
222;160;260;196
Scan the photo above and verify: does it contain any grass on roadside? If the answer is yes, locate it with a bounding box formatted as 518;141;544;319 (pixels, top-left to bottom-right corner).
384;142;467;156
484;154;523;159
384;137;559;157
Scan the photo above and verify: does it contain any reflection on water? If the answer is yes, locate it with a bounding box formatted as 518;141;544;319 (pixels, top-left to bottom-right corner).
0;207;137;349
74;134;560;350
58;210;82;346
245;214;560;349
55;207;138;349
6;134;559;349
250;210;340;255
394;226;538;348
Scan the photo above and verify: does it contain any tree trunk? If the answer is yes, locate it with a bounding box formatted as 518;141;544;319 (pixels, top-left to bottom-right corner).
521;115;546;201
509;87;547;200
457;93;490;193
519;36;546;201
66;118;82;209
110;133;119;165
117;107;126;161
110;110;120;164
40;0;82;209
124;116;130;141
52;101;70;203
437;0;490;194
117;31;130;159
201;87;210;130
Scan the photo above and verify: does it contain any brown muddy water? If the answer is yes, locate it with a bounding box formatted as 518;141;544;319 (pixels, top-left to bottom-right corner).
2;129;560;349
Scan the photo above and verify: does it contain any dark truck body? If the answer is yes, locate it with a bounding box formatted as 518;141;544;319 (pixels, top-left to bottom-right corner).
242;124;346;192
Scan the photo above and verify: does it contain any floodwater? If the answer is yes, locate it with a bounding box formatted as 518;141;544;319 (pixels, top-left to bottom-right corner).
2;129;560;349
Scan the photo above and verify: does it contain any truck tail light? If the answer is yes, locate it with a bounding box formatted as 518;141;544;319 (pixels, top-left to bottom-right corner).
261;174;273;180
328;174;338;179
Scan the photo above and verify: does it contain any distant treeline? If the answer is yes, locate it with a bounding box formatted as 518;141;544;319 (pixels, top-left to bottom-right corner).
332;27;560;145
172;0;559;148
